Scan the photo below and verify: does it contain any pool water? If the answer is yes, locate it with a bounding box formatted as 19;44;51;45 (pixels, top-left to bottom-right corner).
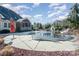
32;31;74;41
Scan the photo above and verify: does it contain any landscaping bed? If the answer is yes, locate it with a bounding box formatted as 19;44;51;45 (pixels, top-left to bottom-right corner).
12;47;79;56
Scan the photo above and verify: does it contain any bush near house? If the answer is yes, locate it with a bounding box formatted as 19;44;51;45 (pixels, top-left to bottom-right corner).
0;30;10;33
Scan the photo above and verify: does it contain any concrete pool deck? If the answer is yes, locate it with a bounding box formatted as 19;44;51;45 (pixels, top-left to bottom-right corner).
3;35;79;51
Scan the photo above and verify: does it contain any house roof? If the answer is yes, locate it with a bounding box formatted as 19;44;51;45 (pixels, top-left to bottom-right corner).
17;18;30;23
0;6;22;20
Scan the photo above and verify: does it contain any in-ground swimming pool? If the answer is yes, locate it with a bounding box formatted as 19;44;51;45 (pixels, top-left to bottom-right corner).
32;31;75;41
3;31;75;44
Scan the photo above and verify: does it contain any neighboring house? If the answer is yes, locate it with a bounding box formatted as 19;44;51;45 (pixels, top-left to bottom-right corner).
0;6;32;33
0;18;32;32
16;18;32;32
0;20;16;32
0;20;10;31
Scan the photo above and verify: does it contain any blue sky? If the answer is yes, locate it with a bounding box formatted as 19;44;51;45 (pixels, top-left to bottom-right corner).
1;3;74;24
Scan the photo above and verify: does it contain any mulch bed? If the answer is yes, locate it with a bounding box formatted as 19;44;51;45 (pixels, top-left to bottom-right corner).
12;47;79;56
0;44;5;50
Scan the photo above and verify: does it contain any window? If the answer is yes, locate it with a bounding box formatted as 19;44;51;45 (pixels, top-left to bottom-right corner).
22;23;28;27
25;23;28;27
22;23;25;27
4;23;7;27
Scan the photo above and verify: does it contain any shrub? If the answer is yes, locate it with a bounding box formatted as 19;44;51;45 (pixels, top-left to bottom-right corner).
0;30;10;33
0;38;4;44
0;45;14;56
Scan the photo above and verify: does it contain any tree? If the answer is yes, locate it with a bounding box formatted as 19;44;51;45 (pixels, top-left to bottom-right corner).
68;3;79;29
32;23;43;30
44;23;51;30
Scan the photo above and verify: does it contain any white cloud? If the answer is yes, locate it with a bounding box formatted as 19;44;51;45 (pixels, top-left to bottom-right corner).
21;14;32;19
48;4;69;21
21;14;45;24
58;15;67;20
48;3;61;8
32;3;40;8
48;11;61;18
50;12;68;21
48;6;69;22
48;10;51;14
60;4;67;10
54;12;68;21
2;4;11;7
13;5;31;12
49;4;67;14
34;14;42;18
1;4;31;14
54;4;67;11
33;14;45;23
48;12;56;18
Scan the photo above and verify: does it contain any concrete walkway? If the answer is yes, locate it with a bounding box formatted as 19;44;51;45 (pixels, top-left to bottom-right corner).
3;35;79;51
